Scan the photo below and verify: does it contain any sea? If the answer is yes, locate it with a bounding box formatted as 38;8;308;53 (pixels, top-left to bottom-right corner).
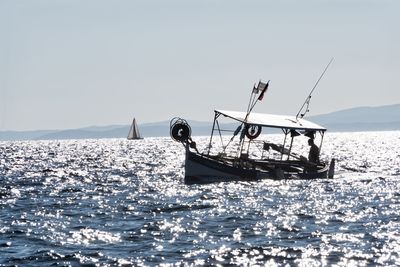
0;131;399;266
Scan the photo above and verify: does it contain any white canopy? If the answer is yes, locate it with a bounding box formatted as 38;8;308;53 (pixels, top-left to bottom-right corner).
215;110;326;131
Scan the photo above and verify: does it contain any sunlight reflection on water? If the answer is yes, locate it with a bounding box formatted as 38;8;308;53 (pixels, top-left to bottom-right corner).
0;131;399;266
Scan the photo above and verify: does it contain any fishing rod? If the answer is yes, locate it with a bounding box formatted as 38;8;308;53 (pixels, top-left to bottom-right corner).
296;58;334;120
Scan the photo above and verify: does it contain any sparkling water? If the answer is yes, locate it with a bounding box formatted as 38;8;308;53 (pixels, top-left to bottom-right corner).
1;131;399;266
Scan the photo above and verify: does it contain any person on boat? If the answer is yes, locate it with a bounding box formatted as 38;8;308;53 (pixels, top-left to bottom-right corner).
308;138;320;163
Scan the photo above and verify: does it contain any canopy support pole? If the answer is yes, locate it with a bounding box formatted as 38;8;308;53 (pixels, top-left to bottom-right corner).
287;136;294;160
207;112;219;155
216;120;224;149
247;139;251;155
238;128;246;158
318;131;325;157
281;129;288;160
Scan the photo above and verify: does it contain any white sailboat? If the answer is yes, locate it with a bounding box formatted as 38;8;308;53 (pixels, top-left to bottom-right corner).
127;118;143;140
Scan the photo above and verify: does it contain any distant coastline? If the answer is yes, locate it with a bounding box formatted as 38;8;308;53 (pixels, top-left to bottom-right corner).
1;104;399;141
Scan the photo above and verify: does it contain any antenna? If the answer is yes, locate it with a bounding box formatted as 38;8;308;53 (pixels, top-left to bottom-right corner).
296;58;334;120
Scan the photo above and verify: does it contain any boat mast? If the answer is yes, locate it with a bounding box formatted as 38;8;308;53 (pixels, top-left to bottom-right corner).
238;81;269;157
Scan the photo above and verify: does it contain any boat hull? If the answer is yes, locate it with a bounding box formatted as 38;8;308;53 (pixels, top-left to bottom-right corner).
184;149;330;185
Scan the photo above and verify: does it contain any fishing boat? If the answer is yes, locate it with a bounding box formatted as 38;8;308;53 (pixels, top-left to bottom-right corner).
127;118;143;140
170;65;335;184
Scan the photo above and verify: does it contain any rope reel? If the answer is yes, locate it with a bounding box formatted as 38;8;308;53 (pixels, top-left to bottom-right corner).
170;117;192;143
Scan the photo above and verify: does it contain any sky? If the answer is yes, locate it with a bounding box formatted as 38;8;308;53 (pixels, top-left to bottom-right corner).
0;0;399;131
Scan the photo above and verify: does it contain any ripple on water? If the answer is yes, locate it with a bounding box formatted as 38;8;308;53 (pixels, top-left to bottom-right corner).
0;132;400;266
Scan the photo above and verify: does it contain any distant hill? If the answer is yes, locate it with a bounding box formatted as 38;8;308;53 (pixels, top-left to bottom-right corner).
309;104;400;132
0;104;399;141
0;130;58;141
0;120;217;141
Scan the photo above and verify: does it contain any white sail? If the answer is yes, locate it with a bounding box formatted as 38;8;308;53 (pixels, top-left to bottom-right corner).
127;118;143;140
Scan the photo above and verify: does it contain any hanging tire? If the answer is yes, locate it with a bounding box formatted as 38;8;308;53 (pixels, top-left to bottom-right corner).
245;124;262;140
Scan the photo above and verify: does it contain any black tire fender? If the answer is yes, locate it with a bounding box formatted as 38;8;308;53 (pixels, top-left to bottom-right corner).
245;124;262;140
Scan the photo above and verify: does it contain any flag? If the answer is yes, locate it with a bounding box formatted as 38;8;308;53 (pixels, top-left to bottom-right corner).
252;83;258;94
258;81;269;101
253;80;266;94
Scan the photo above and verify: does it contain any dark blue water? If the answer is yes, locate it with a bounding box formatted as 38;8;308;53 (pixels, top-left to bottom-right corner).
1;132;399;266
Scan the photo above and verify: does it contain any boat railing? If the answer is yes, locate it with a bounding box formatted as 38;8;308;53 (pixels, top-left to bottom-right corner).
205;138;295;161
198;144;325;174
200;135;326;169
